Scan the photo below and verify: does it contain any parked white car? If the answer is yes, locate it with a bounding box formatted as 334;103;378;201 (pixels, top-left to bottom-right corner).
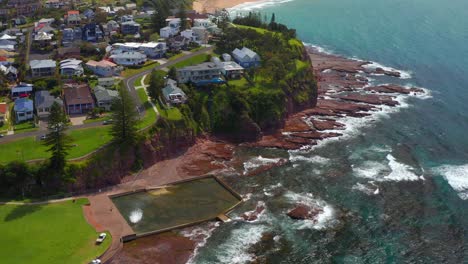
96;233;107;243
90;259;101;264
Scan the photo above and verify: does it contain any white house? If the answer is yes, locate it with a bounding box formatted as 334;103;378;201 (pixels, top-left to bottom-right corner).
59;58;83;77
110;51;147;66
112;42;167;58
86;60;119;77
232;47;261;68
212;57;244;79
193;18;214;28
176;62;223;84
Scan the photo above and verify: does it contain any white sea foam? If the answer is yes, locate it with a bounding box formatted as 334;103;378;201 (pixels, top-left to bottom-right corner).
289;154;330;164
384;154;420;181
263;183;282;196
363;61;412;79
284;192;338;230
303;42;335;55
352;154;421;182
129;209;143;223
352;182;379;195
182;222;222;264
233;201;268;223
243;155;282;175
213;225;268;264
434;164;468;200
229;0;294;12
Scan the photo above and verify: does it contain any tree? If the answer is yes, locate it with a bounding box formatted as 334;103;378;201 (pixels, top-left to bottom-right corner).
168;66;177;80
178;3;188;31
110;85;139;144
148;70;166;102
151;0;172;32
43;102;72;172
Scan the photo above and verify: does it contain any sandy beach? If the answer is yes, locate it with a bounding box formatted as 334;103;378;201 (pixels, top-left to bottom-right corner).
193;0;261;13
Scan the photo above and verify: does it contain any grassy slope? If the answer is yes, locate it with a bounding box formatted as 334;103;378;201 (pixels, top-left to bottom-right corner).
0;127;112;163
122;61;159;78
0;198;111;264
172;53;210;69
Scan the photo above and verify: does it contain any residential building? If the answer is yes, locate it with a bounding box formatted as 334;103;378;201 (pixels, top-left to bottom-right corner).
0;64;18;81
97;77;115;88
191;26;208;44
66;10;81;26
30;59;56;77
14;98;34;122
120;15;134;23
125;3;136;10
94;85;118;111
121;21;140;35
109;51;146;66
44;0;67;9
0;103;7;123
85;60;119;77
37;18;55;25
162;79;187;105
59;58;83;77
160;26;174;39
113;42;167;58
34;31;53;47
82;23;103;42
83;9;95;19
212;57;244;79
61;27;81;46
11;83;33;99
176;62;223;85
193;18;214;28
168;36;190;51
63;83;94;114
105;20;120;35
57;47;80;59
34;23;55;34
34;90;63;118
232;47;261;68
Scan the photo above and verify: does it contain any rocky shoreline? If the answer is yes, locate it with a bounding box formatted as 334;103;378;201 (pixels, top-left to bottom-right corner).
111;48;426;264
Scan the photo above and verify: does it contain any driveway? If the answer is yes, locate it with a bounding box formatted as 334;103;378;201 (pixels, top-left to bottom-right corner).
70;115;87;126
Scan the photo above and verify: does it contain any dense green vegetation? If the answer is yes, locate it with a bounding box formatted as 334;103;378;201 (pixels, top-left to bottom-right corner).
0;199;111;264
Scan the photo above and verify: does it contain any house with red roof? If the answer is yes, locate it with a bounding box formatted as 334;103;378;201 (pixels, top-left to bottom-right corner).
0;103;8;124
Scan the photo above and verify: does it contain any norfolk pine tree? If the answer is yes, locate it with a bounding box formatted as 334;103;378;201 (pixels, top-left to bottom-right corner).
110;84;139;144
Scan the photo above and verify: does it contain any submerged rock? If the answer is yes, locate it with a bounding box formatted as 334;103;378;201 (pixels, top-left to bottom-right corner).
287;204;323;220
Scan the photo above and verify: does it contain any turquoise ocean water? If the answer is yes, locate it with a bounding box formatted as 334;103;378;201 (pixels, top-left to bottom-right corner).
188;0;468;262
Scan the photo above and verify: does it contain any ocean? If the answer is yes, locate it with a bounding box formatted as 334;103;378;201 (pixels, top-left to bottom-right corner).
187;0;468;262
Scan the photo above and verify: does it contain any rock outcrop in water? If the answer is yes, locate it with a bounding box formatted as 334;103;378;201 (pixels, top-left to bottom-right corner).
287;204;324;220
247;47;426;151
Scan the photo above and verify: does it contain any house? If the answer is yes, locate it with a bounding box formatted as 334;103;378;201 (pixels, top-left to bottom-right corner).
11;16;27;26
34;90;63;118
97;77;115;87
61;27;79;46
63;83;94;114
176;62;223;85
37;18;55;25
0;34;17;41
82;23;103;42
232;47;261;68
109;51;146;66
85;60;119;77
14;98;34;122
66;10;81;26
160;27;174;39
93;85;118;111
0;65;18;81
212;57;244;79
120;21;140;35
125;3;136;10
59;58;83;77
34;32;54;47
168;36;190;51
162;79;187;105
98;6;112;14
113;6;125;13
0;56;14;66
57;47;80;59
11;83;33;99
7;0;41;17
120;15;134;23
83;9;95;19
191;26;208;44
113;42;167;58
160;18;182;38
44;0;67;9
34;24;55;35
105;20;120;35
193;18;214;28
0;103;7;124
30;59;56;77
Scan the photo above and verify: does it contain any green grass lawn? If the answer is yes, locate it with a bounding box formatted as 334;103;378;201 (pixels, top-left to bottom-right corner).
122;61;159;78
13;121;39;134
136;88;158;129
0;127;112;163
134;75;144;87
172;53;210;69
156;102;182;121
82;115;111;124
229;77;249;88
0;198;111;264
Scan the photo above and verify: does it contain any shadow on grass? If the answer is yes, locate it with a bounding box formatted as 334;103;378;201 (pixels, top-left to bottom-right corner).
3;203;45;222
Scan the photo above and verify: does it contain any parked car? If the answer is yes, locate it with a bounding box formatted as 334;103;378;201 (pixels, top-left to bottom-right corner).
90;259;101;264
40;135;47;140
0;134;4;138
96;233;107;243
102;119;113;125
